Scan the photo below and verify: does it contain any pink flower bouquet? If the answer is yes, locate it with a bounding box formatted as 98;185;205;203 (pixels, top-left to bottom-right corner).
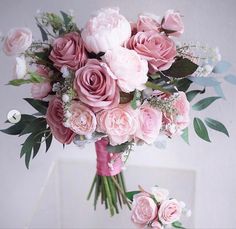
1;7;234;226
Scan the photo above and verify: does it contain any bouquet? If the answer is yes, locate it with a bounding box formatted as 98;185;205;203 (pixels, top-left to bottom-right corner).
1;7;234;228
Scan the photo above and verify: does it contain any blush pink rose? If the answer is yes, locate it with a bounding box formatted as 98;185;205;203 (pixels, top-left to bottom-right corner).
137;14;161;32
81;8;131;54
67;101;96;135
135;104;162;144
3;27;32;56
103;47;148;93
126;31;176;74
158;199;182;225
49;32;87;70
162;92;190;136
74;59;119;112
131;192;158;227
161;10;184;37
46;97;75;144
96;104;137;146
31;82;52;99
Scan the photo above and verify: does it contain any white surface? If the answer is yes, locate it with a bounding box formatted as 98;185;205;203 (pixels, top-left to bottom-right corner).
0;0;236;228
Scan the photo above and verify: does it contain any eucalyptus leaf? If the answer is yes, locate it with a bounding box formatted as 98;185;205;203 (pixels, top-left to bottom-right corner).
192;97;221;111
60;11;72;28
213;61;231;73
8;79;32;86
37;24;48;41
186;89;205;102
213;84;225;99
172;221;185;229
24;98;49;115
181;128;189;144
175;78;192;92
107;142;131;153
204;118;229;137
126;191;141;201
193;117;211;142
224;74;236;85
145;81;177;94
188;77;220;87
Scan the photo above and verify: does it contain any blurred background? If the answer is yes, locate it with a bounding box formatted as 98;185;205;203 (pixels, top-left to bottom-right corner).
0;0;236;228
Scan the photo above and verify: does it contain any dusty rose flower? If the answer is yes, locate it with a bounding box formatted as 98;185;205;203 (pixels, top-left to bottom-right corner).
126;31;176;73
96;104;137;146
46;97;75;144
31;82;52;99
103;47;148;93
3;27;32;56
137;13;161;32
67;101;96;135
158;199;182;224
73;59;119;112
135;104;162;144
81;8;131;54
161;10;184;37
131;192;158;227
162;92;190;136
49;32;87;70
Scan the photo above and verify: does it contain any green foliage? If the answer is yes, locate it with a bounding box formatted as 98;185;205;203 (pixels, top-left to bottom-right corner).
24;98;49;115
204;118;229;137
186;89;205;102
8;73;46;86
175;78;192;92
181;128;189;144
37;24;48;41
126;191;141;201
130;90;141;109
172;221;186;229
192;97;221;111
107;142;133;153
193;117;211;142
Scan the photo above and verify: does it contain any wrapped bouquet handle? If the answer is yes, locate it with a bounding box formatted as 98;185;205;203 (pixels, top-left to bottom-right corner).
87;138;131;215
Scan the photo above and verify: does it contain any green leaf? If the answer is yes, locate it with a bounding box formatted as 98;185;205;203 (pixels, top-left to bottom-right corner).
24;98;48;115
130;90;141;109
172;221;186;229
189;76;220;87
126;191;141;201
192;97;221;111
181;128;189;144
60;11;72;28
1;115;36;135
20;117;47;136
186;89;205;102
213;61;231;73
45;131;53;152
37;24;48;41
193;117;211;142
175;78;192;92
107;142;131;153
204;118;229;137
145;81;177;94
224;74;236;85
8;79;32;86
162;58;198;78
29;72;45;83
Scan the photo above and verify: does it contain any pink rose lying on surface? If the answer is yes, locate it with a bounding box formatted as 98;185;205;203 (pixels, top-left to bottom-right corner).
158;199;182;224
46;97;75;144
103;47;148;93
96;104;137;146
137;13;161;32
126;31;176;74
161;10;184;37
131;192;158;227
49;32;87;70
67;101;96;135
74;59;119;112
81;8;131;54
135;104;162;144
3;27;32;56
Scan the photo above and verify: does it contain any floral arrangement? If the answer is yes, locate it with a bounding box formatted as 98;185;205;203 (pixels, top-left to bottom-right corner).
1;7;235;228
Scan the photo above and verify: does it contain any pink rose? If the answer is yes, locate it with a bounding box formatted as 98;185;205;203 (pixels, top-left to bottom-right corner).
151;221;163;229
158;199;182;224
31;82;52;99
162;92;190;136
46;97;75;144
103;47;148;93
131;192;158;227
96;104;137;146
74;59;119;112
135;104;162;144
3;27;32;56
49;32;87;70
161;10;184;37
137;14;161;32
81;8;131;54
67;101;96;135
126;31;176;74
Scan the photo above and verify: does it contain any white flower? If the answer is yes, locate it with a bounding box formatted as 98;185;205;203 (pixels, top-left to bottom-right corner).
62;94;70;103
151;186;169;203
14;55;27;79
60;65;70;78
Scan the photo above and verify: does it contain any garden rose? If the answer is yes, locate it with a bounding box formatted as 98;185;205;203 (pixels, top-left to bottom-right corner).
161;10;184;37
74;59;119;112
126;31;176;73
67;101;96;135
137;13;161;32
131;192;158;227
103;47;148;93
158;199;182;224
3;27;32;56
31;82;52;99
163;92;190;136
49;32;87;70
135;104;162;144
14;55;27;79
46;97;75;144
81;8;131;54
96;104;137;145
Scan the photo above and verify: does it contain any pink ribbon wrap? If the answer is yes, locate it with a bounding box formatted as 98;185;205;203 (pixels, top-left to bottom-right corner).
95;138;123;176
